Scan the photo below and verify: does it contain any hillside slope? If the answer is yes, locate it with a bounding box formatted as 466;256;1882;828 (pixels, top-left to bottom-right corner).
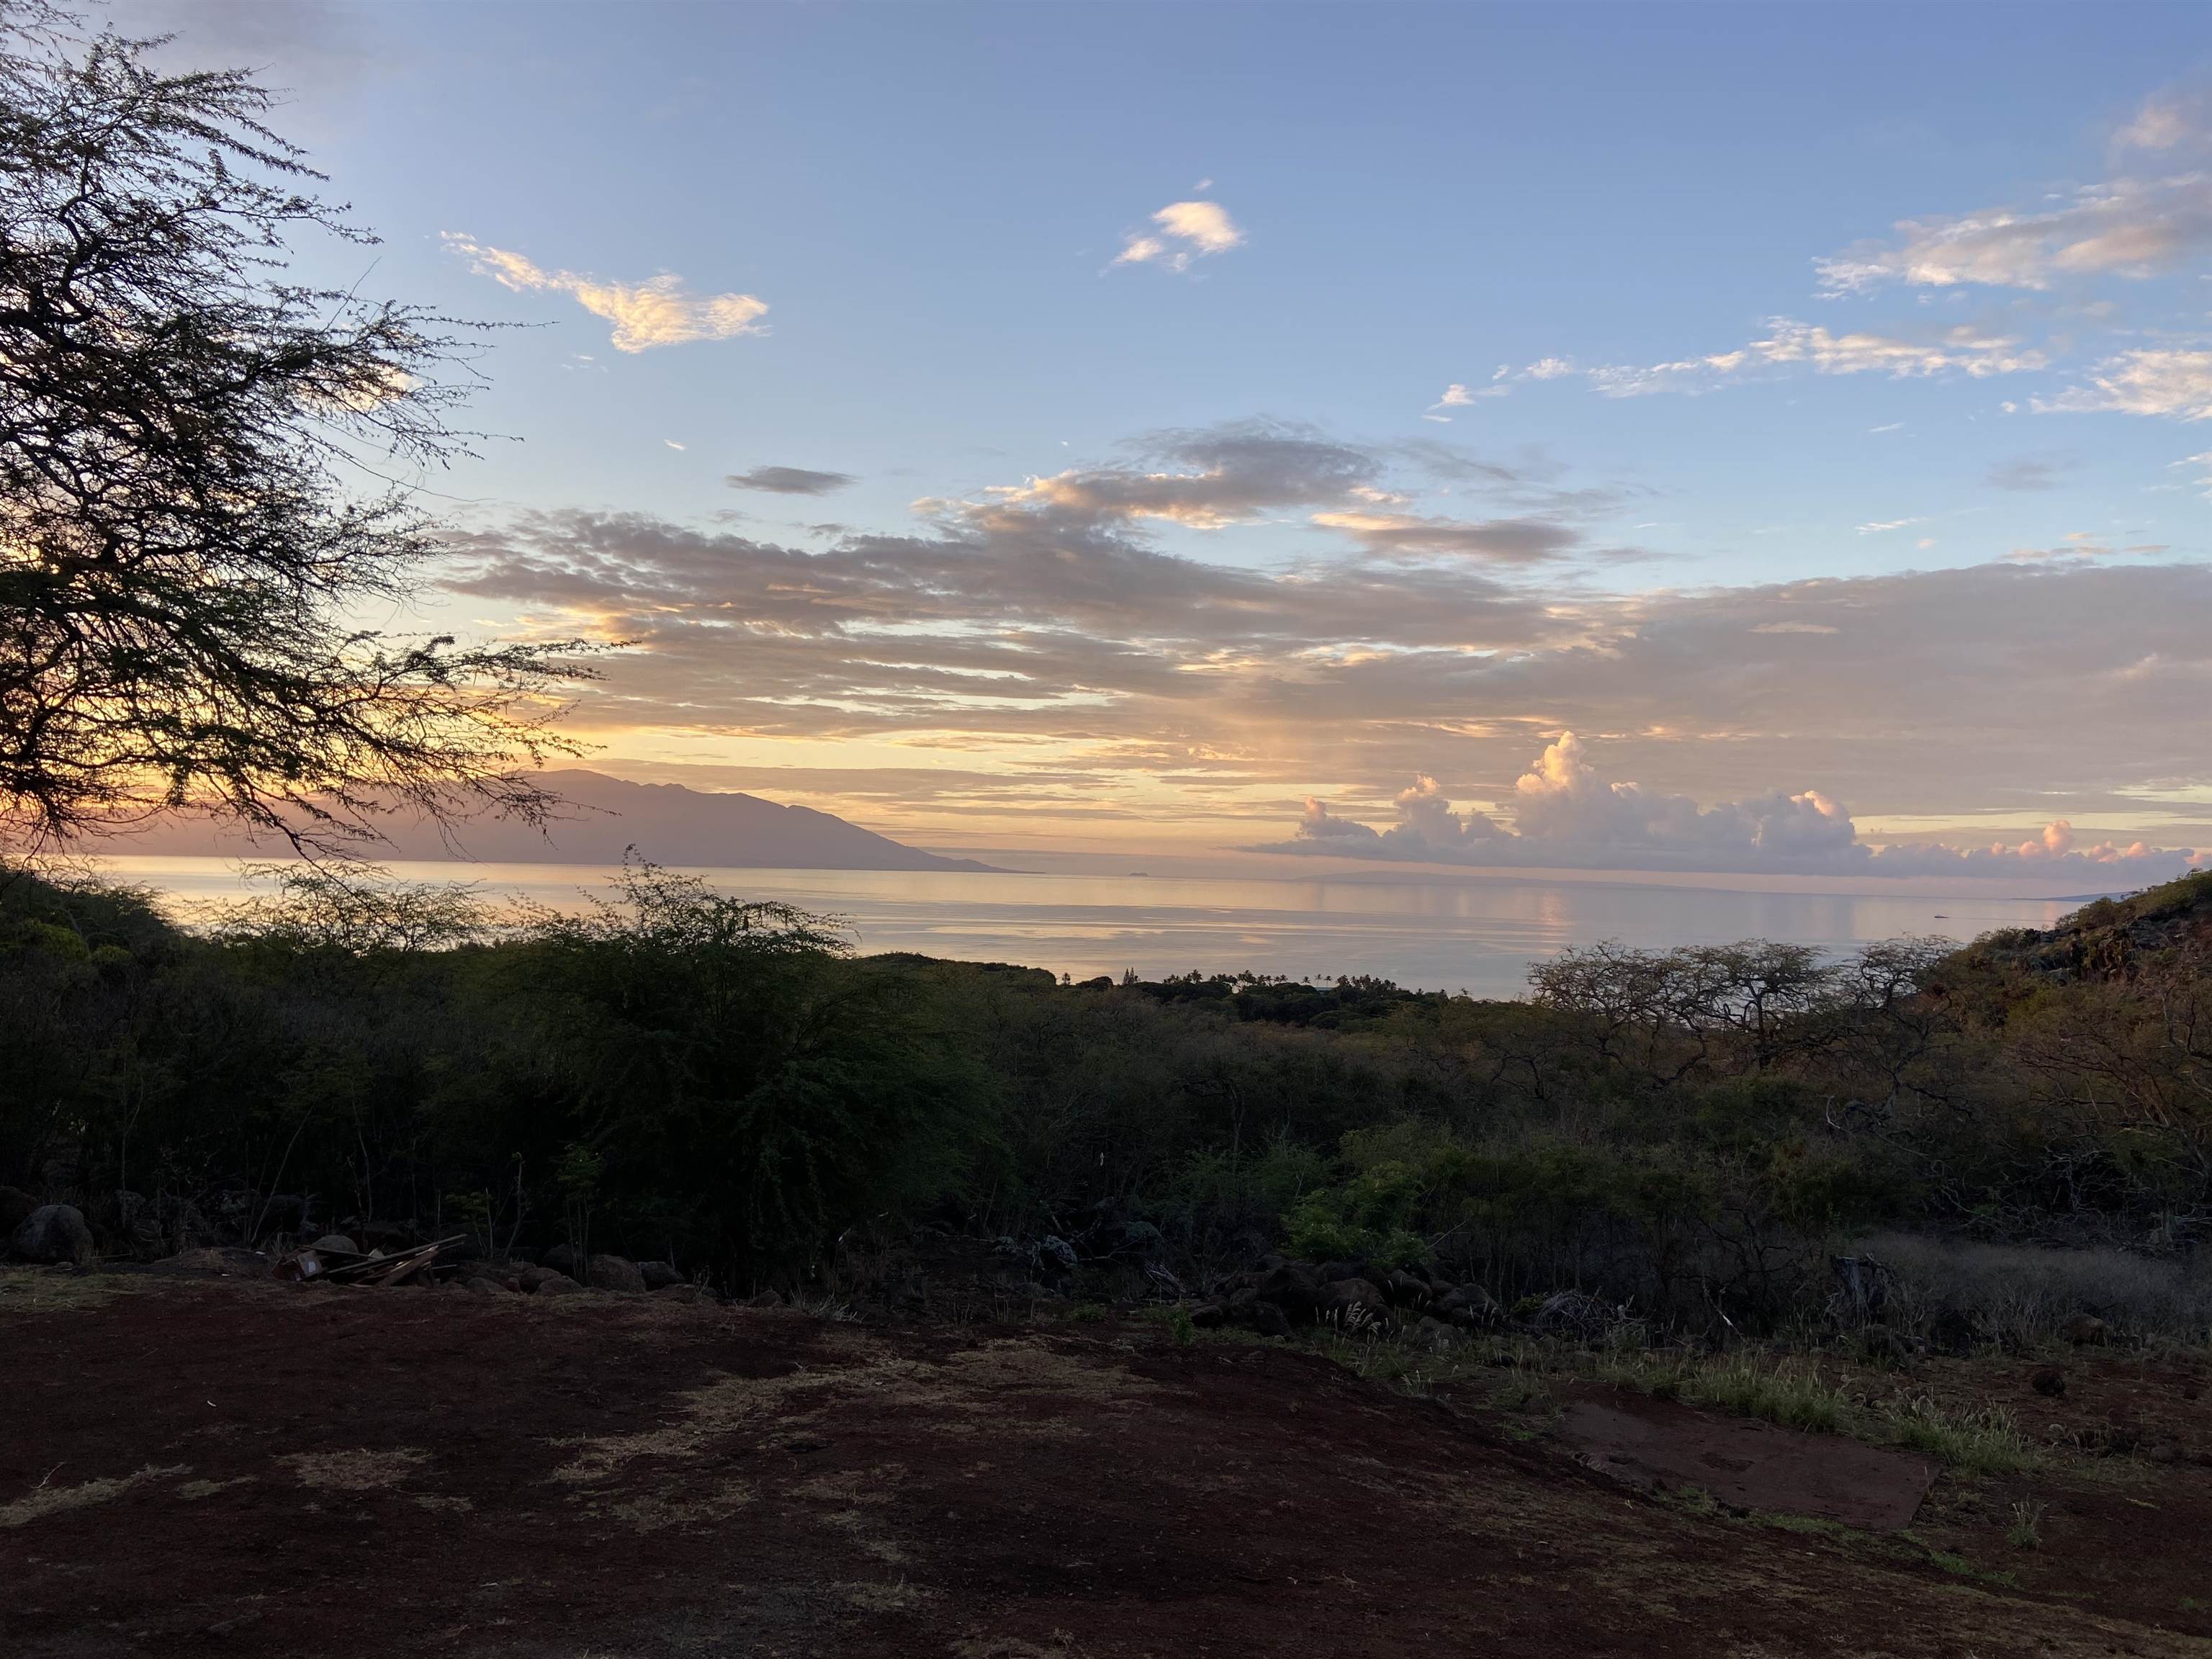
102;769;1003;872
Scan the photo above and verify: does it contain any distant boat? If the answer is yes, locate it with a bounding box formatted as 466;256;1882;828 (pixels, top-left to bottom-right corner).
1128;871;1150;877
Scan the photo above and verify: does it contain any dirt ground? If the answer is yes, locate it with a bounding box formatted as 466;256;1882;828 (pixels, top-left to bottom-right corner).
4;1269;2210;1658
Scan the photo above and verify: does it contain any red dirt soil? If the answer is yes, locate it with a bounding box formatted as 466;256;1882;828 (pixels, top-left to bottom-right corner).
1;1275;2205;1658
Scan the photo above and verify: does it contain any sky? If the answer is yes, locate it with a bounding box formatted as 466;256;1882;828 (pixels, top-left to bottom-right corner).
109;1;2212;887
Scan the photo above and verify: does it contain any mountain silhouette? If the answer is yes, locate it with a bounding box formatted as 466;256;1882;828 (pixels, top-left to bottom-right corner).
107;770;1004;871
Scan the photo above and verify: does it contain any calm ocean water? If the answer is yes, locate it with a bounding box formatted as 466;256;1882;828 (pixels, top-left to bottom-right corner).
100;858;2074;999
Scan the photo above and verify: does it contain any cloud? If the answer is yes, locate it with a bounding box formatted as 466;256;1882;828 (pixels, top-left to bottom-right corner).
2116;86;2211;154
1517;320;2044;400
1308;511;1584;564
2033;349;2212;421
726;466;858;495
442;234;768;351
1259;734;2200;880
1113;200;1246;271
1815;171;2212;295
442;418;2212;842
1985;456;2070;491
1855;517;1926;535
1428;382;1505;415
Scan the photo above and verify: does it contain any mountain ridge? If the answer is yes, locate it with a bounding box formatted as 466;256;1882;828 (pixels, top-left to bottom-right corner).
99;769;1006;873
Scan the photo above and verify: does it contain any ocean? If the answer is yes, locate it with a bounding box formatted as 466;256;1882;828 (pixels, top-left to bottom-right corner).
97;858;2074;999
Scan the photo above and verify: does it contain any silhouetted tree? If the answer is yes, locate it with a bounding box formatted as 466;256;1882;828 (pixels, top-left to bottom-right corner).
0;4;590;853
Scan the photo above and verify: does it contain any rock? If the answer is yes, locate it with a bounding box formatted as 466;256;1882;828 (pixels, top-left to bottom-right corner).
638;1261;683;1291
585;1254;647;1295
1928;1306;1979;1357
2031;1365;2067;1398
533;1272;584;1298
745;1290;783;1308
0;1186;37;1238
1385;1269;1434;1310
1316;1277;1388;1328
1529;1290;1622;1341
652;1282;709;1304
1251;1302;1293;1339
461;1275;504;1296
2148;1442;2181;1465
2063;1314;2110;1346
11;1203;96;1268
1434;1285;1503;1328
1188;1302;1227;1328
1256;1261;1323;1317
1409;1315;1462;1352
309;1233;358;1255
1318;1260;1372;1285
541;1244;583;1277
518;1264;574;1294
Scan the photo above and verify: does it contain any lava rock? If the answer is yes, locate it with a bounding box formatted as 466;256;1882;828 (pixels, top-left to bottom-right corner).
585;1254;647;1295
638;1261;684;1291
541;1244;583;1277
1316;1277;1389;1328
309;1233;358;1255
11;1203;96;1268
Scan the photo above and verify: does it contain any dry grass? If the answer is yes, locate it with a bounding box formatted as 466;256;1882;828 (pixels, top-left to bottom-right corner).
0;1267;136;1314
1;1463;187;1528
278;1448;429;1492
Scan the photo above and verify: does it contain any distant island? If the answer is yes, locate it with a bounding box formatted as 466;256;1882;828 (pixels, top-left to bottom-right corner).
104;769;1005;873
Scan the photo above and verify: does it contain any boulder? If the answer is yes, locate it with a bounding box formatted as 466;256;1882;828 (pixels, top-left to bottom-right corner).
652;1282;710;1304
517;1264;571;1294
309;1233;359;1255
533;1272;584;1298
585;1254;647;1295
1251;1301;1293;1339
1928;1306;1979;1358
1408;1315;1462;1353
1318;1260;1373;1285
461;1275;505;1296
1256;1261;1323;1316
11;1203;96;1268
744;1290;783;1308
1385;1269;1434;1310
1316;1277;1388;1328
1434;1285;1503;1328
541;1244;583;1277
638;1261;684;1291
1187;1301;1228;1328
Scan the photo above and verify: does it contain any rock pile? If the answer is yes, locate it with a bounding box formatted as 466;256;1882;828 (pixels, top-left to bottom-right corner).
1188;1255;1505;1344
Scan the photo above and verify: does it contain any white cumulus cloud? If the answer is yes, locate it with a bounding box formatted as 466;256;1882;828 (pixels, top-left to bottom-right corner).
1113;200;1246;272
443;233;768;351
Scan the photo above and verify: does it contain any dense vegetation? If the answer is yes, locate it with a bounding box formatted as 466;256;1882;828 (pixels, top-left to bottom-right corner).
3;858;2207;1333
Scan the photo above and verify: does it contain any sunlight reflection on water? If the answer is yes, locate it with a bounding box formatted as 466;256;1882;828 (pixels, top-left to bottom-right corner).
98;858;2074;999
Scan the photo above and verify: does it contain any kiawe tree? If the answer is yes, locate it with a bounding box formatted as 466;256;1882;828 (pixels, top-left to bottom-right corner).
0;4;592;854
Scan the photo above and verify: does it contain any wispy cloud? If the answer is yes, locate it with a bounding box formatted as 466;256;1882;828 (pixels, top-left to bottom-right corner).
442;233;768;351
1816;89;2212;294
1507;320;2044;399
2034;348;2212;421
726;466;858;496
1855;516;1927;535
1112;200;1246;272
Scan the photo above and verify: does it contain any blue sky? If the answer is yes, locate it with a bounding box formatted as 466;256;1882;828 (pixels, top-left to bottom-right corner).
115;2;2212;884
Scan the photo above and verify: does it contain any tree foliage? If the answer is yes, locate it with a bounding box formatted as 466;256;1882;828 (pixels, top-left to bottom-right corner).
0;6;592;852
